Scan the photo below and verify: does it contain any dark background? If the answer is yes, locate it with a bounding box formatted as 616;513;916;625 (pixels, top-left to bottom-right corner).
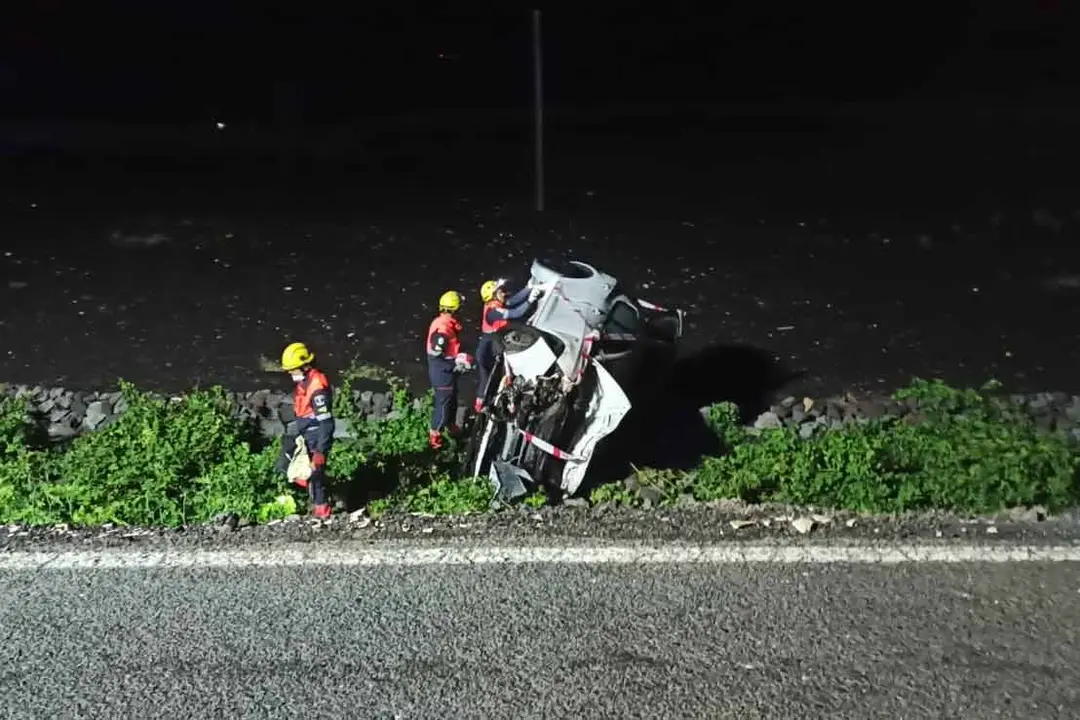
2;1;1080;399
3;2;1076;119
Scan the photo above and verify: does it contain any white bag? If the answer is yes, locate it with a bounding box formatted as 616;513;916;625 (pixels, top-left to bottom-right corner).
287;435;313;483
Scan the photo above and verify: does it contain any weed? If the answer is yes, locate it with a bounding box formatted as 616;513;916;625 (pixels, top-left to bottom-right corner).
1;374;1077;527
589;482;633;506
590;378;1080;515
0;395;34;455
361;472;493;518
703;401;744;449
523;488;549;509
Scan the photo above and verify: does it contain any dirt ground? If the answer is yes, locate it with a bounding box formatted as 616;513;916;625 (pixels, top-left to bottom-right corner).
3;107;1080;405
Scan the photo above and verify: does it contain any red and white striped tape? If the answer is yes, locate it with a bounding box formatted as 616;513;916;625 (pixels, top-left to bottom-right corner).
520;430;581;461
636;298;669;312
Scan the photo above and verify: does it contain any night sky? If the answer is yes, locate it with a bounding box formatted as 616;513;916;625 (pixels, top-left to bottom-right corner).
2;2;1076;125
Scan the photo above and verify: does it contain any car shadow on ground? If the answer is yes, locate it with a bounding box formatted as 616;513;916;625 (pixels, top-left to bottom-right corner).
580;342;802;495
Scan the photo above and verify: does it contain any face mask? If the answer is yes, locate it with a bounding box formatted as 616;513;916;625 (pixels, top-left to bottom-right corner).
290;372;305;383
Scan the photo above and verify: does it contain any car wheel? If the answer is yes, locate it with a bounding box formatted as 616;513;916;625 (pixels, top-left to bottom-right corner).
494;323;542;355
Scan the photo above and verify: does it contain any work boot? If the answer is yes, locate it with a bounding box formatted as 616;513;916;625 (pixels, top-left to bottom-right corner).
312;504;332;520
428;429;443;450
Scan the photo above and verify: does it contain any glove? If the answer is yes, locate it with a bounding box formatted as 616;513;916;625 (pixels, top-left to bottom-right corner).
454;352;475;373
528;286;543;302
311;451;326;468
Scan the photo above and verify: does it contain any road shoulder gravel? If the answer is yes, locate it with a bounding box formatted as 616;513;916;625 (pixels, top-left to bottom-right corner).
3;502;1080;553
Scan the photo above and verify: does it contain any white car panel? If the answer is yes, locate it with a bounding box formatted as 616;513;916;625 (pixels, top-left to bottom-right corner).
559;362;632;496
503;335;560;381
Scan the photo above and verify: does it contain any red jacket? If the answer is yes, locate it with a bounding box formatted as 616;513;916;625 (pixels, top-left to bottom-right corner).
427;313;462;360
293;367;334;453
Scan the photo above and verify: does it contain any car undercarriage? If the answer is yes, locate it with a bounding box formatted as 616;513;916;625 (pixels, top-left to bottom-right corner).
462;258;685;502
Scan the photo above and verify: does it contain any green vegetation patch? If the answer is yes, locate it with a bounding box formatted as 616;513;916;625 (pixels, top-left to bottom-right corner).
590;380;1080;515
0;372;1076;528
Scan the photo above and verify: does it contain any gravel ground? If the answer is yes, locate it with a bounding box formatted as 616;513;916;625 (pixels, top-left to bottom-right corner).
3;501;1080;552
3;112;1080;402
1;542;1077;718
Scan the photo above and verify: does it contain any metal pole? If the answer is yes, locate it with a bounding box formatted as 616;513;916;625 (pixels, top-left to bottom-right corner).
531;9;544;213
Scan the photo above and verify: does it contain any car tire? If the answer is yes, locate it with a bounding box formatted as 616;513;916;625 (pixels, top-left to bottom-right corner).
493;322;542;355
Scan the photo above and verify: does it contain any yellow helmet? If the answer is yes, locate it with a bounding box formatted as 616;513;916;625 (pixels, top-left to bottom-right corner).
280;342;315;371
438;290;462;312
480;278;507;303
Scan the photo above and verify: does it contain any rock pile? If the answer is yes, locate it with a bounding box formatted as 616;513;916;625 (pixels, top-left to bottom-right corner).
744;392;1080;442
0;384;410;441
4;383;1080;444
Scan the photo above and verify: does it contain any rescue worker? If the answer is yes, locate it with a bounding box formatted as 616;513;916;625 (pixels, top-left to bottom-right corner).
275;341;334;519
474;277;544;411
426;290;474;449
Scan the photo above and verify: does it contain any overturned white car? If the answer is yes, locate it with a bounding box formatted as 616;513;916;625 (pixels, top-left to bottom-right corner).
462;259;685;502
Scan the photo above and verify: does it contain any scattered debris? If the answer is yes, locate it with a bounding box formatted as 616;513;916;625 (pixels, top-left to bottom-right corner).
1007;506;1048;523
109;232;171;248
1043;274;1080;292
1033;207;1064;232
791;517;815;535
215;513;239;532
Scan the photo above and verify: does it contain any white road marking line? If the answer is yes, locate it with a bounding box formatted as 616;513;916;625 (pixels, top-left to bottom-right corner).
1;543;1079;570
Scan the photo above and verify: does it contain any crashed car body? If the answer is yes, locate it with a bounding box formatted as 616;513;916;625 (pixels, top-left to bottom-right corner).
463;259;685;502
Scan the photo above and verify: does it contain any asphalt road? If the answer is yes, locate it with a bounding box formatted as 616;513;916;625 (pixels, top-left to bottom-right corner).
1;542;1078;719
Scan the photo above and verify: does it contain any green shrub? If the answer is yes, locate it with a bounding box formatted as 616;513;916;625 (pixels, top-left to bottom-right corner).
2;374;1076;527
0;367;450;527
324;361;440;507
591;378;1080;515
0;396;60;524
365;472;493;518
703;401;743;449
7;382;286;526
